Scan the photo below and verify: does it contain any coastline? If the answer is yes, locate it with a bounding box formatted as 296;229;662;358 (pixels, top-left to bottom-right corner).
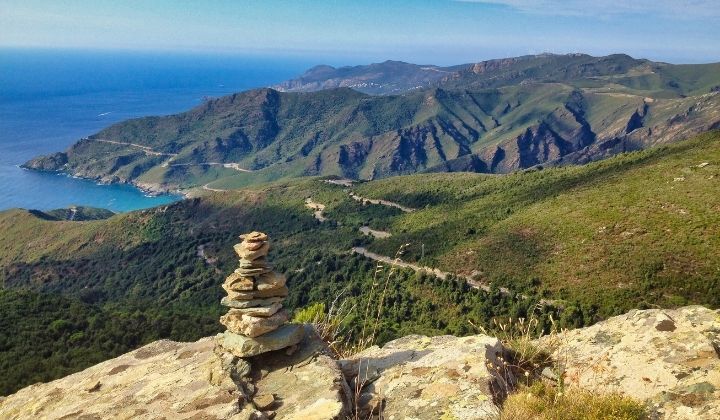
18;165;189;207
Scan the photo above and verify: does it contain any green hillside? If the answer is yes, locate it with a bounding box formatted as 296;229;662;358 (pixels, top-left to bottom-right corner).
29;206;115;221
2;131;719;394
23;54;720;194
442;53;720;98
354;131;720;310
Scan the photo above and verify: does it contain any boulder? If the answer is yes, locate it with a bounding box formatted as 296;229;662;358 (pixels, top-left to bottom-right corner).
216;324;305;357
539;306;720;420
220;309;289;337
344;334;508;419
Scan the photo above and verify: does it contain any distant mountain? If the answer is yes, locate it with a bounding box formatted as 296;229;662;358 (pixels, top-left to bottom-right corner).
271;60;465;95
24;54;720;192
441;53;720;95
274;54;720;97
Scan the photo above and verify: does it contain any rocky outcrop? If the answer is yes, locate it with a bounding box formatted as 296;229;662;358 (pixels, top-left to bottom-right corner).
0;328;348;420
539;305;720;420
248;325;349;420
342;334;509;419
2;301;719;419
21;152;68;171
0;338;243;419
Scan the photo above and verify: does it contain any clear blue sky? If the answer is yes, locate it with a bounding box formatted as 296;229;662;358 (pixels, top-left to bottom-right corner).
1;0;718;65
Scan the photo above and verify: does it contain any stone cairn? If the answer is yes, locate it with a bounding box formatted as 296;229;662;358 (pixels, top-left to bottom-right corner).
215;231;304;358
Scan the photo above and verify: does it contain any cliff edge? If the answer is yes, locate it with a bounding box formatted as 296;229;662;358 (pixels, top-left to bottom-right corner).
1;306;718;419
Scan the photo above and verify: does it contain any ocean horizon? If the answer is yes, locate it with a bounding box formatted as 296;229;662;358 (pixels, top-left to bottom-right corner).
0;48;318;212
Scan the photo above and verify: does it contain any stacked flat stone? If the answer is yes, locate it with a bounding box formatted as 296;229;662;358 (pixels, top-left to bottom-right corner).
216;231;304;357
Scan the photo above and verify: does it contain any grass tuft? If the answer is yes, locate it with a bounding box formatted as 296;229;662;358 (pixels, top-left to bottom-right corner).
500;381;648;420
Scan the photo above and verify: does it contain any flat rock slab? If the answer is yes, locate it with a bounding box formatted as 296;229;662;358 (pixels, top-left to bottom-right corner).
0;338;242;419
0;327;348;419
221;296;283;309
220;309;289;337
249;325;349;420
539;306;720;420
345;334;506;420
217;323;305;357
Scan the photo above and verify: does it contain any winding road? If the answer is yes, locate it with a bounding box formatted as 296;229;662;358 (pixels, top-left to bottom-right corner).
304;198;327;222
307;185;537;301
90;138;252;172
91;139;177;157
351;247;508;294
349;192;416;213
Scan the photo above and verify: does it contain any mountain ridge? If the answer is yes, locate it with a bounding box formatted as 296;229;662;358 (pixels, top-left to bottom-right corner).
22;53;720;194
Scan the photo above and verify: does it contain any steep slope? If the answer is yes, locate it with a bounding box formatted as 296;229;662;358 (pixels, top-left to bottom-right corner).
24;81;720;192
353;131;720;310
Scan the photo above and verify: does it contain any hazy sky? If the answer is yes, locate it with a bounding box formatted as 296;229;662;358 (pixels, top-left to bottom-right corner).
1;0;719;64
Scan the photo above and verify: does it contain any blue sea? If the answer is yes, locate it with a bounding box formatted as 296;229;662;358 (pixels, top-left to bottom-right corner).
0;49;316;212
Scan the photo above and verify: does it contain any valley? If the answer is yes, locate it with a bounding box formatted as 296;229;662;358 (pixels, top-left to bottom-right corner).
1;130;718;395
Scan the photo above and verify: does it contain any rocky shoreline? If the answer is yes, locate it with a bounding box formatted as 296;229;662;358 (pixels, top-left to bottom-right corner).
20;163;190;200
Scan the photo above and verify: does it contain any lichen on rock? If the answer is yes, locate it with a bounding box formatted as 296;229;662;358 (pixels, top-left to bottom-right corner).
343;334;509;419
539;305;720;419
